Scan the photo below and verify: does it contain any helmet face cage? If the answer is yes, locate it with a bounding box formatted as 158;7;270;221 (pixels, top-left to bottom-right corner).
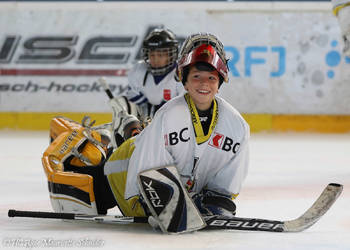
142;28;179;76
142;47;178;75
177;33;229;83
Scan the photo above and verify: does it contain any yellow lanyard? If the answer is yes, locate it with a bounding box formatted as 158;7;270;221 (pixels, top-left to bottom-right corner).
184;93;218;144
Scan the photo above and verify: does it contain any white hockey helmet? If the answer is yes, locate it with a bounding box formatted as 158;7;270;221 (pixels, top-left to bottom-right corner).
142;28;179;75
176;33;229;85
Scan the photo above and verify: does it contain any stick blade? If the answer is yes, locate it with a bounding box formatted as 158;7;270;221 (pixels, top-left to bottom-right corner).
284;183;343;232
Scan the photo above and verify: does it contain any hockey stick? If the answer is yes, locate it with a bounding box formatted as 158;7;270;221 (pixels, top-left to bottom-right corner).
8;183;342;233
97;77;131;148
98;76;131;114
206;183;343;232
8;210;148;224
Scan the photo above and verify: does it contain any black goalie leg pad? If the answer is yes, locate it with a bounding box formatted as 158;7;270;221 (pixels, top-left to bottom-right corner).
138;165;206;234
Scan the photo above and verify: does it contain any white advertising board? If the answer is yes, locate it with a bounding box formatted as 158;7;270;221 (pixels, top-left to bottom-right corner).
0;2;349;114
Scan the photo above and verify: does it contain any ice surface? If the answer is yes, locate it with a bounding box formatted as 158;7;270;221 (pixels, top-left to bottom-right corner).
1;130;349;250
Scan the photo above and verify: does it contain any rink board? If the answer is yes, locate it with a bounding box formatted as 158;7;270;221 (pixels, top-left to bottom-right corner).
1;112;350;133
0;2;349;132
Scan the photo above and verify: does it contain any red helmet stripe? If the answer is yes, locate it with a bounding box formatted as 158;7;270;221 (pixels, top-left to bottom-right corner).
178;44;228;82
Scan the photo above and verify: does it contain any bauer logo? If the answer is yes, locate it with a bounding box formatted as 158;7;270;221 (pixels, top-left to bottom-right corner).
59;130;78;154
208;219;284;231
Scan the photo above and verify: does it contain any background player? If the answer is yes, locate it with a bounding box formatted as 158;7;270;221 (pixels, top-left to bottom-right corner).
125;28;185;121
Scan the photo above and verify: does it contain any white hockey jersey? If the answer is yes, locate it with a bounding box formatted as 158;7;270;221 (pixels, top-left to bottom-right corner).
126;61;185;108
125;94;250;200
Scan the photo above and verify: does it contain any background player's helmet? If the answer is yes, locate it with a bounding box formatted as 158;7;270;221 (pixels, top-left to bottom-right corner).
142;28;179;76
176;33;229;85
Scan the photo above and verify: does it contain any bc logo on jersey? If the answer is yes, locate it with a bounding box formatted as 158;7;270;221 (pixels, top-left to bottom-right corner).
164;127;190;146
209;132;240;154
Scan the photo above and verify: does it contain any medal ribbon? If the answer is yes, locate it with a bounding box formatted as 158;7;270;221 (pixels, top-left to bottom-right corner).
184;93;218;144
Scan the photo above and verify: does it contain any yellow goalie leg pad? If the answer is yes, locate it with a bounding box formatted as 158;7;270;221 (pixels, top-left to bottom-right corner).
42;155;98;213
105;138;146;217
42;130;98;214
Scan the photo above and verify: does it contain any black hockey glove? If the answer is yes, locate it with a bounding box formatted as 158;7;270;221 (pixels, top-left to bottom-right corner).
191;189;236;217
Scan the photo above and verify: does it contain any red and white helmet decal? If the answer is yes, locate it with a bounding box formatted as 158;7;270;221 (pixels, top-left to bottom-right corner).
176;33;229;83
178;43;228;83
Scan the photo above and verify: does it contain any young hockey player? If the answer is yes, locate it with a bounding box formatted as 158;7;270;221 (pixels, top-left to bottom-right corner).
332;0;350;56
125;28;185;120
42;33;250;233
105;33;250;232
